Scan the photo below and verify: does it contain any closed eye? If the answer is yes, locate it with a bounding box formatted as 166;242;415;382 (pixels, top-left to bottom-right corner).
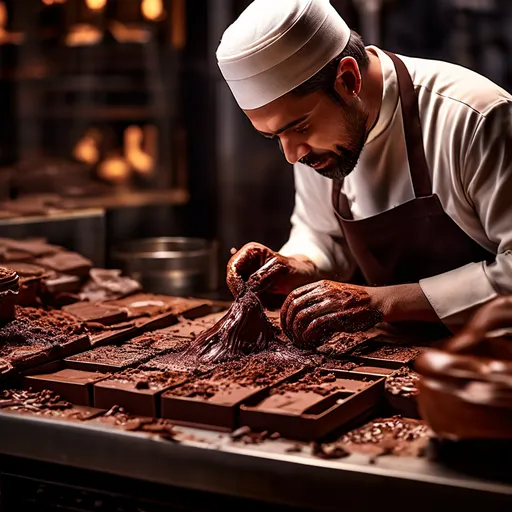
294;125;309;135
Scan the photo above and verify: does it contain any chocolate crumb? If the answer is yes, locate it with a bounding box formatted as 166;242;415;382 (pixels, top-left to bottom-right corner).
231;426;252;440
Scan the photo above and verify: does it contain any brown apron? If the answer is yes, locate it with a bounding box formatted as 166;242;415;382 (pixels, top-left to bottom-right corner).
331;52;495;337
331;51;494;289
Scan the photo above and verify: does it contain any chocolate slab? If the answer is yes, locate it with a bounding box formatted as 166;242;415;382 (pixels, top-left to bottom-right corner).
23;368;108;405
321;359;401;376
88;322;138;347
0;238;63;258
0;306;90;373
36;251;93;278
65;343;159;373
240;369;385;440
0;388;104;421
62;302;128;326
42;272;82;295
94;368;188;417
160;354;304;431
349;341;425;367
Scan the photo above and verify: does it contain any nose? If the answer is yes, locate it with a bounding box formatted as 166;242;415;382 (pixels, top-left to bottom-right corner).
279;136;310;165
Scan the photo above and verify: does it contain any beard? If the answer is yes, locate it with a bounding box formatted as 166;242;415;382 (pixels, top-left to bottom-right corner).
300;98;369;180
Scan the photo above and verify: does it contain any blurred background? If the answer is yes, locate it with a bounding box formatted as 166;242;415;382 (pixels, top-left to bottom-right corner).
0;0;510;293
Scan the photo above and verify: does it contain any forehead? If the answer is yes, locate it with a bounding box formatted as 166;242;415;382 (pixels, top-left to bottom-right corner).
244;91;324;132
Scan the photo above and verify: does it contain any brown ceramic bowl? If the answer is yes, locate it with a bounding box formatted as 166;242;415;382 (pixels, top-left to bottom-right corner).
0;267;20;321
415;349;512;440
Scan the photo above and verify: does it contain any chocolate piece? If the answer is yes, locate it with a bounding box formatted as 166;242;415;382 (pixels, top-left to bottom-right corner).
62;302;128;326
0;306;89;372
316;331;374;358
0;238;63;258
87;322;137;347
105;294;211;320
0;388;104;421
350;342;425;364
65;343;159;373
186;289;274;363
321;359;398;376
79;268;142;302
42;272;81;295
239;369;384;441
311;442;350;460
36;251;93;278
384;367;420;418
0;267;19;321
161;353;303;430
92;405;177;440
23;368;108;405
337;415;431;457
94;368;188;416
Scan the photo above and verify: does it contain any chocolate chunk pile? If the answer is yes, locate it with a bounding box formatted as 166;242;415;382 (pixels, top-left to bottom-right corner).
385;367;420;398
316;331;372;358
271;368;337;396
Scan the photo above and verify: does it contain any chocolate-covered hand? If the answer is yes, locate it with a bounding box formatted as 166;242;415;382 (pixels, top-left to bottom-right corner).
280;281;383;349
226;242;318;298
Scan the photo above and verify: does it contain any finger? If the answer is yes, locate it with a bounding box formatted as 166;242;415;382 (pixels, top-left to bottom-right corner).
247;256;288;294
280;283;323;334
226;244;269;296
291;299;340;347
302;311;342;346
284;291;326;342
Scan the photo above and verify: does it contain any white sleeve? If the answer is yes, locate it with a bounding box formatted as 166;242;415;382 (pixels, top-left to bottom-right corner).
279;162;356;279
419;101;512;330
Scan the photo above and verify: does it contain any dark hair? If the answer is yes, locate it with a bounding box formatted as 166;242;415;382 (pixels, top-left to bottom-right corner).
292;30;369;97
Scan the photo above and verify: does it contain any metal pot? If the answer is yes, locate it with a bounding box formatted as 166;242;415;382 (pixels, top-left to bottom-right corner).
112;237;218;296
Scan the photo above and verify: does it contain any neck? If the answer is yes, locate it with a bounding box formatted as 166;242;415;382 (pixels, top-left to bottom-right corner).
359;50;383;133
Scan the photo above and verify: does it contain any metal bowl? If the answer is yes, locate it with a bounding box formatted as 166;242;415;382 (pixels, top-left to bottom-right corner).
112;237;218;296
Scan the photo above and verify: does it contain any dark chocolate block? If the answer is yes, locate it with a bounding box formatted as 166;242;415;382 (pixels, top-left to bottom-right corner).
384;367;420;418
0;388;104;421
0;306;90;373
160;353;303;431
350;342;425;365
36;251;93;278
240;369;385;440
316;330;378;358
94;368;188;416
42;272;81;295
105;294;214;321
88;322;138;347
65;343;159;373
322;359;400;376
0;238;63;258
23;368;108;405
62;301;128;326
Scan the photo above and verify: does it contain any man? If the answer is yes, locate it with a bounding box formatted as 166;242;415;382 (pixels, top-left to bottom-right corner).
216;0;512;347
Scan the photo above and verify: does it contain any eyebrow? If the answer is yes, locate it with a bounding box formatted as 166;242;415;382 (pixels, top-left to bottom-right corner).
257;115;308;139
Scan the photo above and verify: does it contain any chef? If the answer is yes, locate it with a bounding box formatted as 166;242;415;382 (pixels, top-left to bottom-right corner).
216;0;512;347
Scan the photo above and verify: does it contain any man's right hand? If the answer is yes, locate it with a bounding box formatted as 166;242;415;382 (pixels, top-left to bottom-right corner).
226;242;319;298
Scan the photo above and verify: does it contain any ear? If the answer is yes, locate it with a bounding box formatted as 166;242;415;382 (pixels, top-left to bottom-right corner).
333;56;362;103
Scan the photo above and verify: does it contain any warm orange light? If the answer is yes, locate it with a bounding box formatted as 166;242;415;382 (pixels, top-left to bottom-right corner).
42;0;67;4
141;0;165;21
0;3;6;29
85;0;106;11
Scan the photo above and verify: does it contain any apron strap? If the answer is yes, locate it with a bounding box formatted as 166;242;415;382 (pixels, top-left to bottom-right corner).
332;179;353;219
383;51;432;198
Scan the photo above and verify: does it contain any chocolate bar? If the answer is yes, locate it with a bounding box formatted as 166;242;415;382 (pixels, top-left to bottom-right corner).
0;306;89;373
240;369;385;440
0;388;104;421
36;251;93;279
94;368;188;416
349;342;425;365
62;301;128;326
23;368;108;406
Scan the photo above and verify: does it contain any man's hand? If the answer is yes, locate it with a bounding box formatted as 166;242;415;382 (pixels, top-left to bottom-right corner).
280;281;441;349
226;242;319;298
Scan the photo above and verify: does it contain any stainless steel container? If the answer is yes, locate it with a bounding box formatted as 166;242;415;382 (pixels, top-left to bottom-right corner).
112;237;218;296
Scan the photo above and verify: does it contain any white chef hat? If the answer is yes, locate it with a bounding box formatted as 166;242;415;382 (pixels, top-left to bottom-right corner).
216;0;351;110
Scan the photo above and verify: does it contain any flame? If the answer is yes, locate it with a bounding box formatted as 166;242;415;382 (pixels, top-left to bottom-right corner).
85;0;106;11
141;0;165;21
0;3;6;29
124;125;155;176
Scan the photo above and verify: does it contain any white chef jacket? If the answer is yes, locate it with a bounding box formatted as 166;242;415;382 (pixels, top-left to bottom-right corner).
280;46;512;329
